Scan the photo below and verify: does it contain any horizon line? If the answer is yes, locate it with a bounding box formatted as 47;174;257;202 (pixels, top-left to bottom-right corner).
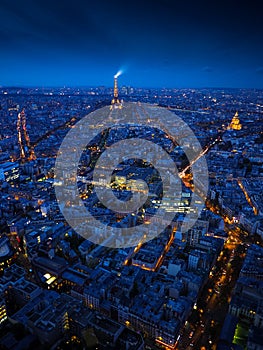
1;84;263;91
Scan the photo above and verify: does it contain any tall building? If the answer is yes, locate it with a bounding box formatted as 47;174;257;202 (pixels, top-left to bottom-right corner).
185;220;208;246
0;161;20;183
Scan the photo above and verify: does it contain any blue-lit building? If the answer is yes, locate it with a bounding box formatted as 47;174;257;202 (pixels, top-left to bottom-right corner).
0;161;20;184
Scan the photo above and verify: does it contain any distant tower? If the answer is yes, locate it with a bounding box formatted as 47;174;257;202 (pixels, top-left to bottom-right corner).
228;111;242;130
111;74;122;109
113;76;119;102
17;109;36;162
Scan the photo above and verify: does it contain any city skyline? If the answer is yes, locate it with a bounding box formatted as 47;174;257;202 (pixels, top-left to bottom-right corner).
1;0;263;88
1;1;263;349
0;75;263;349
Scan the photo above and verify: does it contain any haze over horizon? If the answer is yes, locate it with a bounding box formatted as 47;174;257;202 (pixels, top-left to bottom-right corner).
1;0;263;89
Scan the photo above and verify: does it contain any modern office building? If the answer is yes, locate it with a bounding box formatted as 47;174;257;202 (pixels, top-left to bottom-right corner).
0;161;20;183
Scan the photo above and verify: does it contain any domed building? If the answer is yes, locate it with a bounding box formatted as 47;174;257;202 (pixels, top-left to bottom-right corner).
228;111;242;130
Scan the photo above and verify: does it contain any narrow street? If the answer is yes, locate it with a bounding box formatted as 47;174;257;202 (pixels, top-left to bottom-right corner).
178;218;249;350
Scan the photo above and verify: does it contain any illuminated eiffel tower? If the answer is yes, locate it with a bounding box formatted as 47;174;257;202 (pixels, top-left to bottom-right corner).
111;72;123;110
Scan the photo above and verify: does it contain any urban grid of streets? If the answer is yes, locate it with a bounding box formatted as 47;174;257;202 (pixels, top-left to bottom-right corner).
0;86;263;350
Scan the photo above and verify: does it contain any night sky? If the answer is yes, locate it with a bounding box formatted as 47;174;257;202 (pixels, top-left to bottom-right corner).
1;0;263;88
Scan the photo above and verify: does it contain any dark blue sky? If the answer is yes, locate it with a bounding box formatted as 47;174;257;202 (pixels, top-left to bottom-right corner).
1;0;263;88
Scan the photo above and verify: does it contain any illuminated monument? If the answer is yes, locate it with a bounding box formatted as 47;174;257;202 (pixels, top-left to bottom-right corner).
228;111;242;130
111;71;123;109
